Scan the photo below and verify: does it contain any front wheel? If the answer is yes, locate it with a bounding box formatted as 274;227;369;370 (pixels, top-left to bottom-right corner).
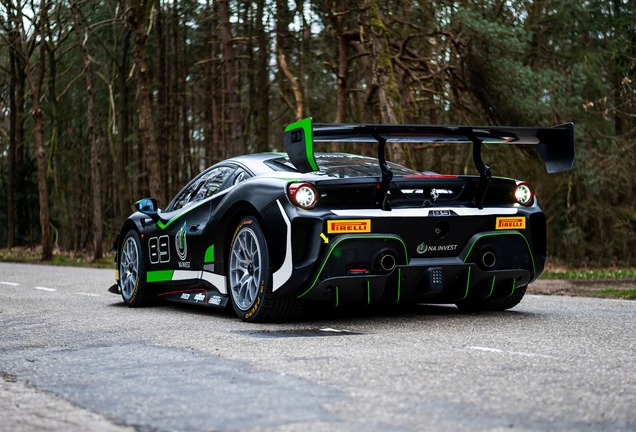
228;217;304;322
119;230;154;307
455;286;527;312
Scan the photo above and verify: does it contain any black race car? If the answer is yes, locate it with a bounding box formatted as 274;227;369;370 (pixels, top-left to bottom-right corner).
112;118;575;322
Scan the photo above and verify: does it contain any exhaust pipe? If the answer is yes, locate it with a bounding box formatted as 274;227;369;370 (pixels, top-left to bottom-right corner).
377;252;396;272
478;250;497;269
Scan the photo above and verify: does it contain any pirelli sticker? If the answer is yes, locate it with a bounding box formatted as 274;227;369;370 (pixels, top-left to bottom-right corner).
496;217;526;230
327;219;371;234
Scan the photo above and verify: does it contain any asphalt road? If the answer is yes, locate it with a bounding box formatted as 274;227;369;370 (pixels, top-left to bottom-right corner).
0;262;635;432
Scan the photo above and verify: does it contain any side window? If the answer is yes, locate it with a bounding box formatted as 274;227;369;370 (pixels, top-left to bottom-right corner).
172;179;204;211
171;167;234;211
192;167;234;203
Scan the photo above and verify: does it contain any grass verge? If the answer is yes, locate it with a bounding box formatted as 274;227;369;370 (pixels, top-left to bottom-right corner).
576;288;636;300
540;269;636;279
0;247;114;269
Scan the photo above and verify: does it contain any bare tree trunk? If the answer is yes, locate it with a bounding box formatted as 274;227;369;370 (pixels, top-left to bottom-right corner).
277;48;304;121
19;0;52;260
275;0;293;123
254;0;269;152
7;10;18;248
128;0;162;201
219;0;244;156
116;27;131;220
356;0;411;167
71;1;103;260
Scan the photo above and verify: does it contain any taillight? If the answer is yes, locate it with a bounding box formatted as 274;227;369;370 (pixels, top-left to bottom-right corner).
514;182;534;206
288;183;318;210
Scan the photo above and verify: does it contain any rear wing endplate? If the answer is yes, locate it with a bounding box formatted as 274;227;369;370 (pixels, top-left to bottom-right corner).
283;118;575;209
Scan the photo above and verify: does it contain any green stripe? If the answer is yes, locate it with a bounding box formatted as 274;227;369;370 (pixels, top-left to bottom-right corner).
335;286;339;307
147;270;174;283
396;268;401;302
204;245;215;263
367;281;371;305
509;278;516;297
488;276;496;298
156;200;208;230
458;267;471;301
297;234;408;298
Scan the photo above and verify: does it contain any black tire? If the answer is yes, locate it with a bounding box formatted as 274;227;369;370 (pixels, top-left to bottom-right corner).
119;230;155;307
228;216;304;322
455;286;527;312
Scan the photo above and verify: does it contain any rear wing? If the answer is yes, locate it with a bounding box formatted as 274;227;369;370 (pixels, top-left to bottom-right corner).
282;118;575;209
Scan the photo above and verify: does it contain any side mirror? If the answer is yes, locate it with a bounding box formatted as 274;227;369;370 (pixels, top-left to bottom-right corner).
135;198;158;215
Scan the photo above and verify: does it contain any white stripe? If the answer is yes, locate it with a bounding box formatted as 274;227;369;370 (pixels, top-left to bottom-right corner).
0;281;19;286
200;271;227;295
331;207;518;217
468;346;555;358
77;292;101;297
273;200;293;291
34;286;56;292
172;270;202;281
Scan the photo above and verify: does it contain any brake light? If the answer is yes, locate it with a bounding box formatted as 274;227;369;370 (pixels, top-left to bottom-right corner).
288;183;318;209
514;182;534;206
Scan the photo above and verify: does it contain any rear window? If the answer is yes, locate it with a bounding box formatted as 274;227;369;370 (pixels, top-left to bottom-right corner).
267;154;416;178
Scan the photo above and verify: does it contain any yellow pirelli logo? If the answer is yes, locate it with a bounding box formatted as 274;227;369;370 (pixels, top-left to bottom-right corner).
496;217;526;230
327;219;371;234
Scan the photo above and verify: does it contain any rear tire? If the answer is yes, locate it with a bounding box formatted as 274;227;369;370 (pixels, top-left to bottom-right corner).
228;216;304;322
119;230;154;307
455;286;527;312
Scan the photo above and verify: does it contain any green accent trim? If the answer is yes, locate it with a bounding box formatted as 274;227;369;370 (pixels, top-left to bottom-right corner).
459;267;471;301
488;276;496;298
297;234;409;298
367;281;371;305
156;201;207;230
147;270;174;283
396;268;401;302
509;278;516;297
335;286;339;307
285;118;318;171
204;245;215;263
462;232;536;275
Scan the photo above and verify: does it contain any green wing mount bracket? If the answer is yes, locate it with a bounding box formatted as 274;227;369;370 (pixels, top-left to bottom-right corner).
282;118;318;173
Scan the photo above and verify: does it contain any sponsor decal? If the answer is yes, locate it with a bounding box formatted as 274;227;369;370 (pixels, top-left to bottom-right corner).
208;296;222;305
180;293;191;300
149;235;170;264
194;293;205;302
327;219;371;234
178;261;191;268
176;222;188;260
496;217;526;230
430;189;439;201
417;242;457;254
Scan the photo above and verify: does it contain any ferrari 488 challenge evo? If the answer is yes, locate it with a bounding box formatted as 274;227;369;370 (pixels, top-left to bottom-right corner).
112;118;575;322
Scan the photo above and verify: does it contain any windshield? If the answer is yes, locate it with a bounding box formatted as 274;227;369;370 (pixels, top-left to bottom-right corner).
268;153;416;178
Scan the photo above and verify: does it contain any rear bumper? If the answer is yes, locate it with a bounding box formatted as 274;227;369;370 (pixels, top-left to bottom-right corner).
296;231;540;305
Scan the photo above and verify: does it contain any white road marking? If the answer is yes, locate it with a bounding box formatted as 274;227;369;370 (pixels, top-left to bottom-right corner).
34;286;57;292
77;292;100;297
320;328;352;333
0;281;20;286
468;346;556;359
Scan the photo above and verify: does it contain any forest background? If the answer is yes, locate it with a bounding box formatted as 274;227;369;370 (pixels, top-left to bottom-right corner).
0;0;634;266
